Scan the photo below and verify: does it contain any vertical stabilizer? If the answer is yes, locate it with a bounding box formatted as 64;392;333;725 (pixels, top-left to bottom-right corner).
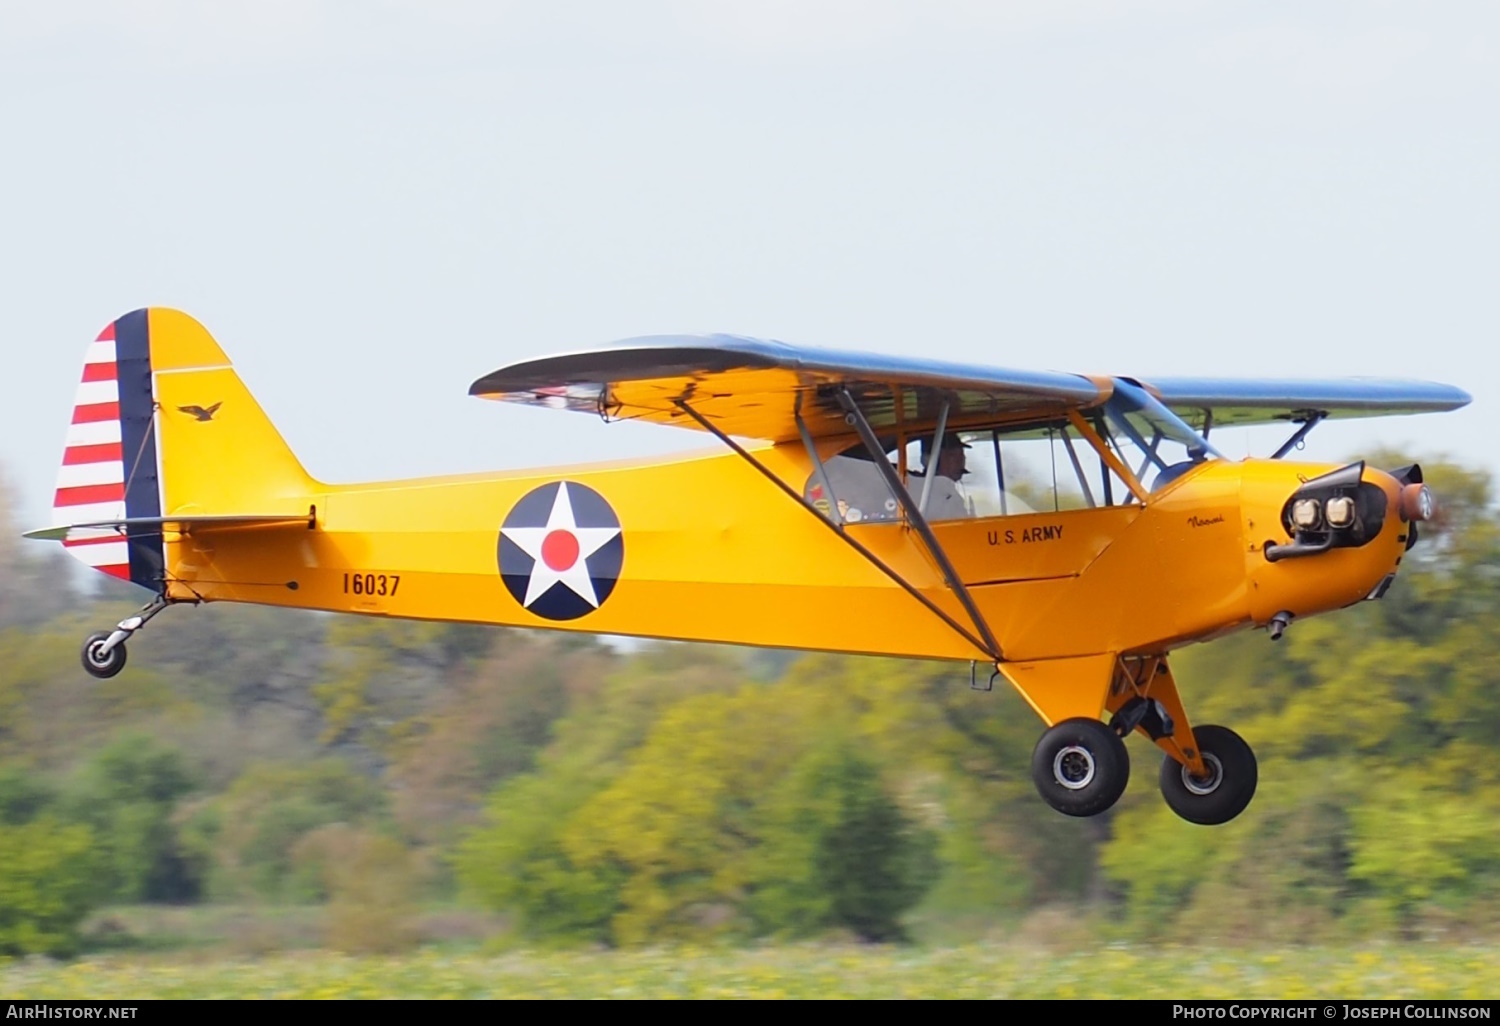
49;308;315;590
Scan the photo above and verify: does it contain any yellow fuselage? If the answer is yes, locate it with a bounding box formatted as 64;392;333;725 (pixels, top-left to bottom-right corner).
161;440;1408;668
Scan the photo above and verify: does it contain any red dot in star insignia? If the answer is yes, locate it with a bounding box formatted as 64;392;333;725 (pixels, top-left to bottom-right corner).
541;529;580;571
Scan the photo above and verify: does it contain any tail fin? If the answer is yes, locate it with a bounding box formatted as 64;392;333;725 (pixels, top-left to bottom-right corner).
49;308;314;588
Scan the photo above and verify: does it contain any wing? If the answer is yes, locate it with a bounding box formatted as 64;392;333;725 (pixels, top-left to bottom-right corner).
1145;377;1472;429
470;334;1105;442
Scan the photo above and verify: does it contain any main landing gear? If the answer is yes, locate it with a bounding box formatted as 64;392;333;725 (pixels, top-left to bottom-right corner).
1029;718;1256;824
1156;724;1257;825
1031;718;1130;818
1020;656;1259;824
80;593;172;680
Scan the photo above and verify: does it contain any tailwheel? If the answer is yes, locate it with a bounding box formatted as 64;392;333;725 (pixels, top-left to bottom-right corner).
1030;718;1130;817
81;631;127;679
78;592;172;680
1159;724;1257;825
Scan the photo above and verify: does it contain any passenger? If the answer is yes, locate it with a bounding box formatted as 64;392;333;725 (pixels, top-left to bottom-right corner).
804;435;974;523
808;454;899;523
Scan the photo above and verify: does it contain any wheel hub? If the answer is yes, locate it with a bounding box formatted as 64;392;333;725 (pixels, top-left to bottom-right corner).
1053;745;1096;790
1181;752;1224;796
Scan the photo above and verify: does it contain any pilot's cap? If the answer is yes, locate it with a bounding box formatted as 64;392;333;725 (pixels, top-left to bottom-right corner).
922;433;971;457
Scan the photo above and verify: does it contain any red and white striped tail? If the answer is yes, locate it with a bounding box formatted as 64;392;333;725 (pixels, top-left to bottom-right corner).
52;322;131;580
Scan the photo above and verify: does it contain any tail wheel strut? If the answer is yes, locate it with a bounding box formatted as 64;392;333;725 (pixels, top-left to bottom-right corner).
80;592;172;680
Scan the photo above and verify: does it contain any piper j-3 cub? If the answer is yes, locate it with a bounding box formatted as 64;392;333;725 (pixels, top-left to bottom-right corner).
29;308;1469;824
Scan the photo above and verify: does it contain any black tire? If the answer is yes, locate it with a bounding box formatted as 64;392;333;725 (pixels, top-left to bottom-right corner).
81;632;127;679
1159;724;1257;825
1030;718;1130;817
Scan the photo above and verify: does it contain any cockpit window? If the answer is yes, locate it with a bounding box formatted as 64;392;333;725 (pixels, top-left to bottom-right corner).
1102;380;1220;492
802;437;976;523
805;424;1120;523
801;383;1220;525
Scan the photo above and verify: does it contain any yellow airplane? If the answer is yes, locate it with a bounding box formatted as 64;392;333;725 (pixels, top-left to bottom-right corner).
27;308;1467;825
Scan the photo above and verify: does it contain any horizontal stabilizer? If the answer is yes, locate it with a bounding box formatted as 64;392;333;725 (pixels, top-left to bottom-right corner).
24;513;313;544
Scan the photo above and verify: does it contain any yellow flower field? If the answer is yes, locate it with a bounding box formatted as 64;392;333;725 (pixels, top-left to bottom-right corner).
2;944;1498;1000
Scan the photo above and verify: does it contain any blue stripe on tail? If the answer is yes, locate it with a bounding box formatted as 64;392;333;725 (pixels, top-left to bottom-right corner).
115;310;164;590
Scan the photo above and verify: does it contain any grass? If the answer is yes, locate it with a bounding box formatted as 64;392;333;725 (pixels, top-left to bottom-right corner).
3;943;1499;999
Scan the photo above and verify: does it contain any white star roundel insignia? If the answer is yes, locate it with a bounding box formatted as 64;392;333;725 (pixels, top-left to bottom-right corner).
498;482;623;621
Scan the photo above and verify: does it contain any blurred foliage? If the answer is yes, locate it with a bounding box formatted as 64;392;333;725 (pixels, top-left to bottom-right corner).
5;453;1500;954
62;735;202;904
383;630;614;851
6;943;1500;999
460;651;1076;945
293;825;421;954
453;645;744;944
0;473;86;631
745;738;939;941
0;817;102;956
184;760;389;903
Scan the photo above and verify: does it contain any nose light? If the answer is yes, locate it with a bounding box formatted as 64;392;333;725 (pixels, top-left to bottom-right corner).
1324;496;1356;529
1291;498;1322;530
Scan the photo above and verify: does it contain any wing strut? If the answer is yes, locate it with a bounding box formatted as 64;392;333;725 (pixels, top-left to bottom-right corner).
672;398;996;660
1271;413;1326;459
833;387;1004;662
917;399;950;516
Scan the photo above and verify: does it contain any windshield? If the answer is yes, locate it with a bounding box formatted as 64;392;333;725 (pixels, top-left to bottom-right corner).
1103;380;1220;488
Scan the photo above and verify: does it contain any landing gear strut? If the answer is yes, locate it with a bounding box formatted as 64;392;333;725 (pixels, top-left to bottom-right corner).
80;593;172;679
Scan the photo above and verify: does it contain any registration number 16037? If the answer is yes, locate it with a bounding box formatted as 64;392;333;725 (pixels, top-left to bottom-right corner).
343;573;400;597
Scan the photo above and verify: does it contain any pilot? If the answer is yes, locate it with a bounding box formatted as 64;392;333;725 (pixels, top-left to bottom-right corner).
918;434;974;521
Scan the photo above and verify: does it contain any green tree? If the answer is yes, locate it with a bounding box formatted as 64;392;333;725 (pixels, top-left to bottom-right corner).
0;765;55;826
0;818;102;956
749;738;937;941
386;631;614;848
455;643;744;943
293;824;421;953
63;734;201;903
453;770;625;944
463;653;976;945
0;471;83;630
187;759;387;902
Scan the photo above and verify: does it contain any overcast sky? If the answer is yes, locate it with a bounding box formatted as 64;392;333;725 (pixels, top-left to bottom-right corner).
3;1;1496;532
